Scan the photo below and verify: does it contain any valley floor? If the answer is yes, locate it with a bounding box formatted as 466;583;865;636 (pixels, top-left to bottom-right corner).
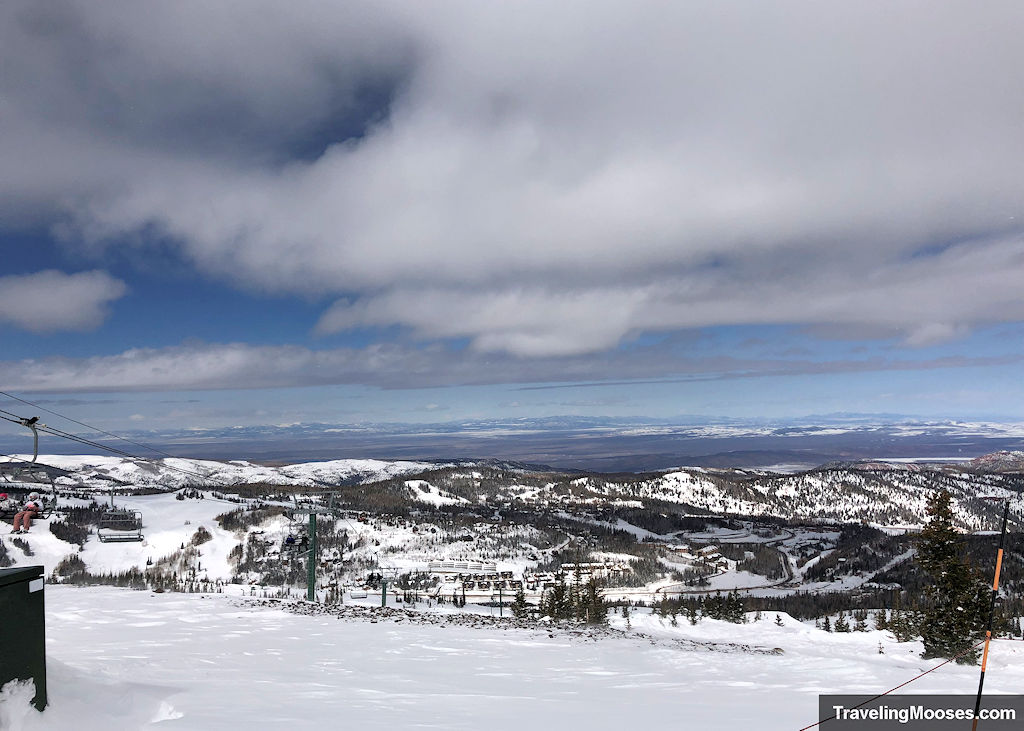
3;587;1023;731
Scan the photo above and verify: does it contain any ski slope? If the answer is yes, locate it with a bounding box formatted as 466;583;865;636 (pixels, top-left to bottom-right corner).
1;588;1023;730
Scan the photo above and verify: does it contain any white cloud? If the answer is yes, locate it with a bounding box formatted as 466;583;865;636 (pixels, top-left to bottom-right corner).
3;2;1024;353
0;270;127;332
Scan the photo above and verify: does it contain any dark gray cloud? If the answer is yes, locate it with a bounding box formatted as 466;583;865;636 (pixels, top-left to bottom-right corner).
3;1;1024;353
0;341;1018;394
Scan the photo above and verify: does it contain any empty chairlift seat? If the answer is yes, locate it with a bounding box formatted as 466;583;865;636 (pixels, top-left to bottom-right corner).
98;509;144;542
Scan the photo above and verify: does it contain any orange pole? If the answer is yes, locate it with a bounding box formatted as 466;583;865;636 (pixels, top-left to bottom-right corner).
973;501;1009;730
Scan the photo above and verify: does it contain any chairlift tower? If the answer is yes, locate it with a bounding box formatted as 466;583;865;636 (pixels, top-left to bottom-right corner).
289;493;343;602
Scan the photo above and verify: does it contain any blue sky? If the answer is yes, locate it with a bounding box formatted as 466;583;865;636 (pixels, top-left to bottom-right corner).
3;1;1024;437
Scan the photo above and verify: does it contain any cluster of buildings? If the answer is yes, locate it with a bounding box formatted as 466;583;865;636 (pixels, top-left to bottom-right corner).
667;544;731;571
424;559;633;599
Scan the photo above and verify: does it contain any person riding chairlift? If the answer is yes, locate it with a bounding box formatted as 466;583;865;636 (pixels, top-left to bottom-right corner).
12;492;42;534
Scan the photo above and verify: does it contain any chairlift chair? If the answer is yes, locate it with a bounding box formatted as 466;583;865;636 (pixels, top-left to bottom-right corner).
98;509;144;543
0;422;64;520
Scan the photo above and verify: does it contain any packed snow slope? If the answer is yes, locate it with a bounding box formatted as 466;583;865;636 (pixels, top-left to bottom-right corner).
2;587;1023;731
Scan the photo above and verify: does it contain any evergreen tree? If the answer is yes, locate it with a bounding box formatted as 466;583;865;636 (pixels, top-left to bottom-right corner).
888;606;917;643
704;593;719;619
874;609;889;631
853;609;868;632
582;576;607;625
726;591;746;623
916;489;988;663
822;615;832;632
834;611;851;632
511;587;531;620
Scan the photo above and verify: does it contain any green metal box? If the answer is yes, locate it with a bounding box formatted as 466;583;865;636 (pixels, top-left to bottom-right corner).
0;565;47;710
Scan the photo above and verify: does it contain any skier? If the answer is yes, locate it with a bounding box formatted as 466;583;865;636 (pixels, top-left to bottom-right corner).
12;492;42;534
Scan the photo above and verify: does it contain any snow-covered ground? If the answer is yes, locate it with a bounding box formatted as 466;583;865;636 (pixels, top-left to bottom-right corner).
2;479;1022;730
2;587;1023;730
2;493;253;580
0;455;442;490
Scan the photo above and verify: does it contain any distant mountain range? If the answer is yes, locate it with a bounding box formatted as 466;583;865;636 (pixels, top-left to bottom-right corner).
3;414;1024;472
5;450;1023;531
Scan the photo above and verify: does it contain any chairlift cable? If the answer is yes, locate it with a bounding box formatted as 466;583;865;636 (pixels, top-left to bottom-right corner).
34;424;213;481
0;392;213;481
35;425;141;460
2;409;213;482
0;390;183;460
0;399;303;493
1;409;141;459
0;451;63;473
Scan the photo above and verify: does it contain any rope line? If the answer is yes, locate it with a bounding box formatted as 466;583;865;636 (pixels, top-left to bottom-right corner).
796;639;988;730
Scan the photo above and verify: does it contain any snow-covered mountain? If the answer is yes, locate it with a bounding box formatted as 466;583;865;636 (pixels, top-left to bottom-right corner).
0;455;446;490
5;453;1022;530
381;462;1024;531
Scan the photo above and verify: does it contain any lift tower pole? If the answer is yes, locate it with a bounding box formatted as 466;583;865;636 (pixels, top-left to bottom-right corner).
307;512;317;602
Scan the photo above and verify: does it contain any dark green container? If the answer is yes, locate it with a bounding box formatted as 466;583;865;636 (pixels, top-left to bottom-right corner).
0;565;47;710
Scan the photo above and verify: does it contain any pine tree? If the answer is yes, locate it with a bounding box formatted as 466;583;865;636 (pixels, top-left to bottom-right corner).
582;576;607;625
853;609;868;632
726;591;746;623
834;612;851;632
658;597;671;618
822;615;832;632
916;489;987;663
874;609;889;631
511;587;531;620
888;606;917;643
